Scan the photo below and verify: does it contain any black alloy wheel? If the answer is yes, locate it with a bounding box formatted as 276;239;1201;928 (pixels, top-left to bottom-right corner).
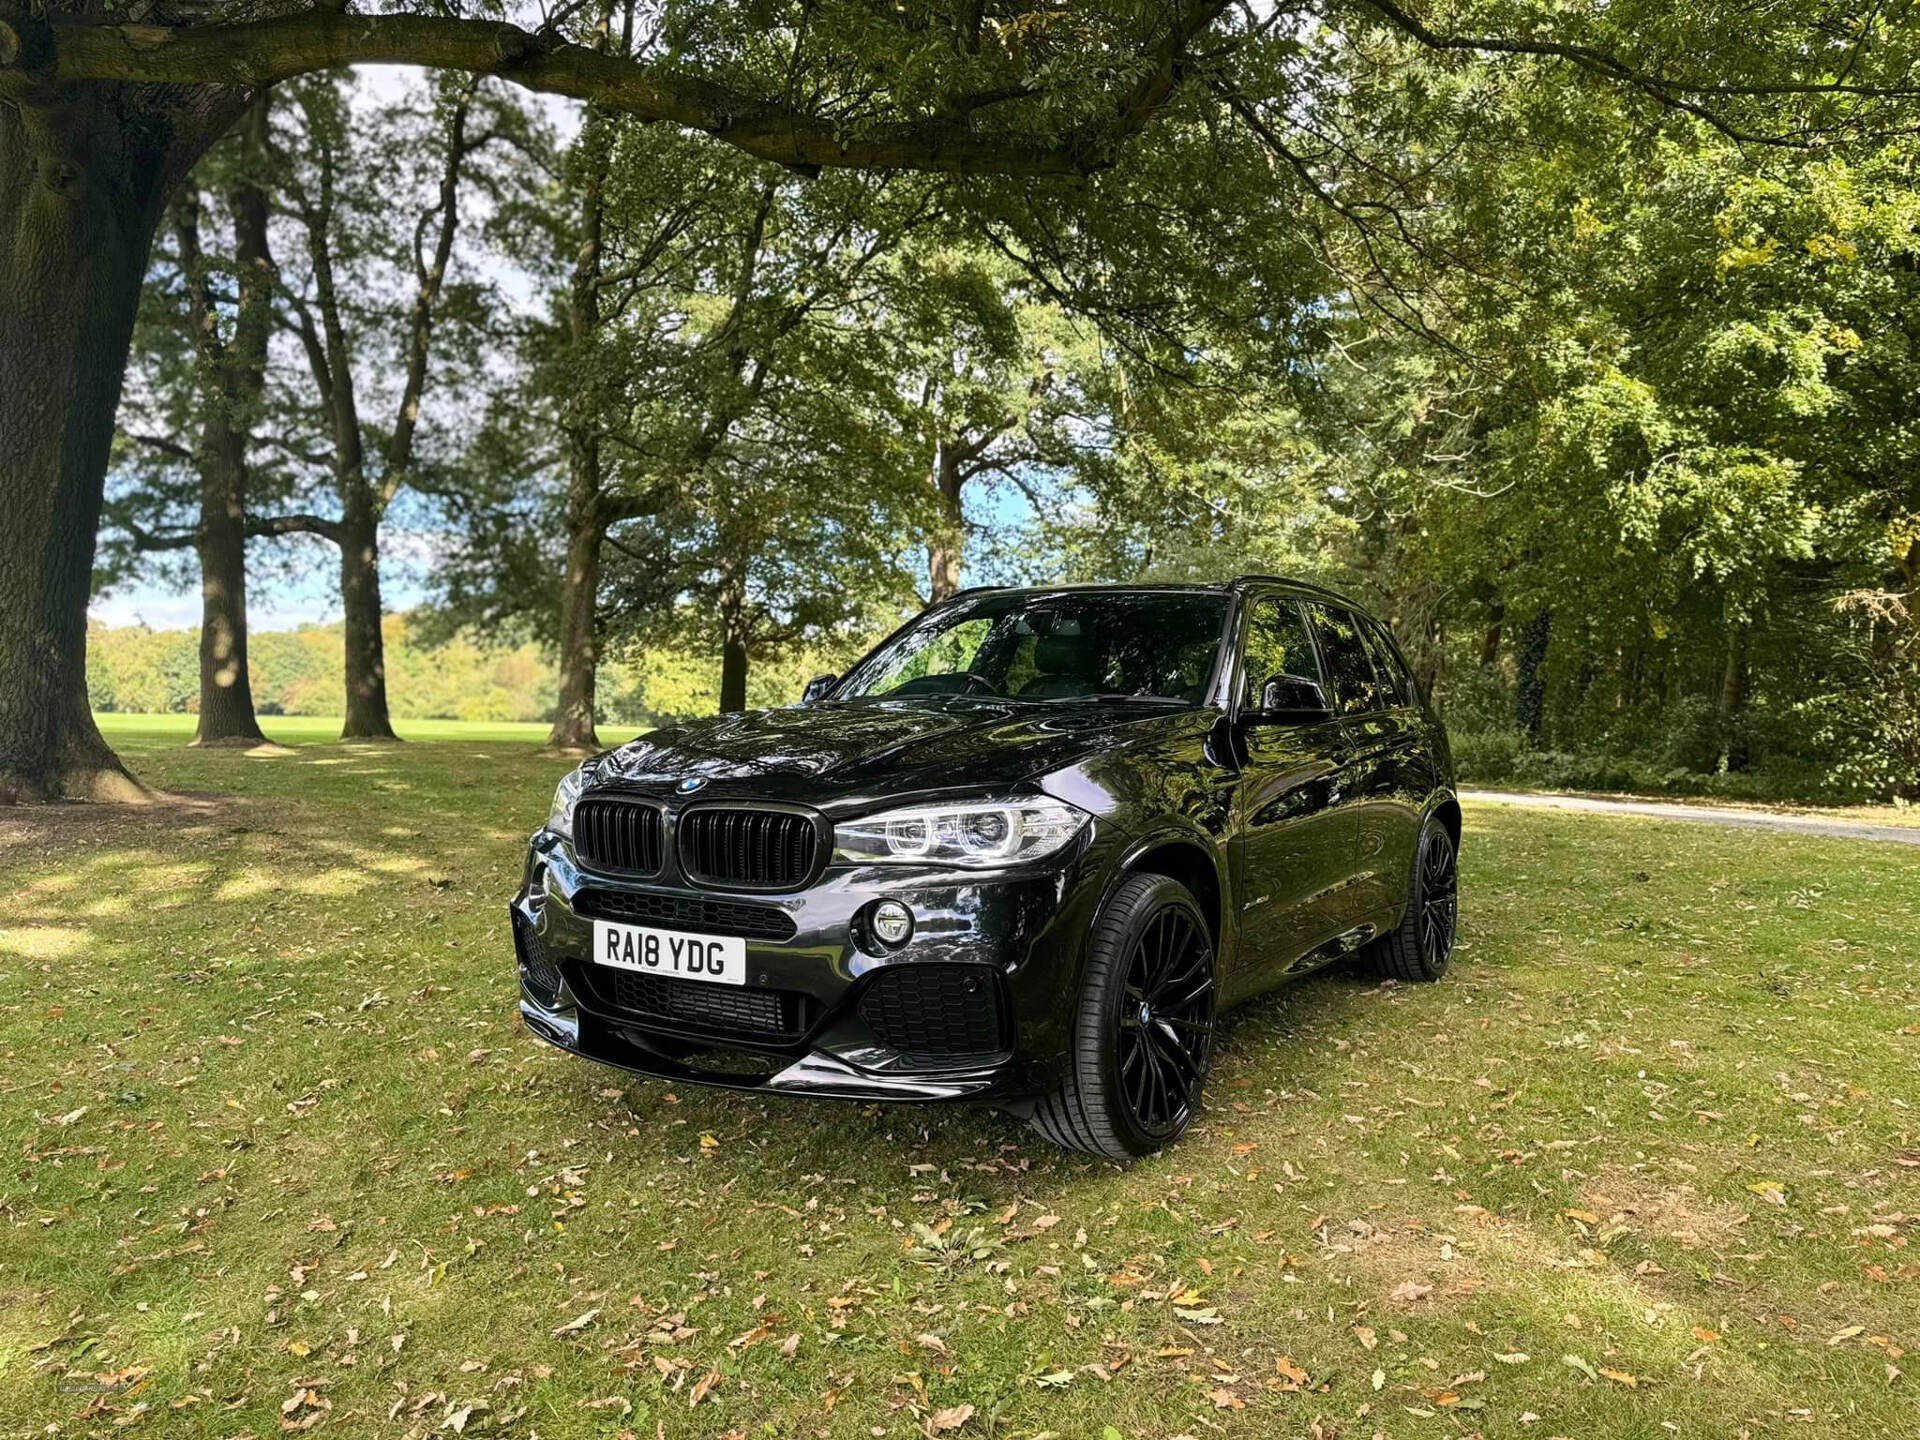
1364;814;1459;983
1116;904;1215;1136
1031;873;1217;1160
1418;826;1459;973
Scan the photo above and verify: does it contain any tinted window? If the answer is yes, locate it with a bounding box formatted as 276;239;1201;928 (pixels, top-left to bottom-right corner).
1305;603;1390;715
1239;598;1319;711
840;591;1231;706
1362;618;1417;705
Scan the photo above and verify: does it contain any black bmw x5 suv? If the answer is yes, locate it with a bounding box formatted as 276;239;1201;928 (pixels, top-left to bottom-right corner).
511;578;1459;1158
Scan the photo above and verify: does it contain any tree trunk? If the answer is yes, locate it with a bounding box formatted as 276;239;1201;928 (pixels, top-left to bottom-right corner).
1718;622;1750;771
192;443;267;746
927;445;966;602
717;566;750;713
1479;602;1504;667
0;89;170;801
337;495;397;741
188;99;273;746
1904;537;1920;641
1513;609;1551;745
547;480;604;751
545;106;609;753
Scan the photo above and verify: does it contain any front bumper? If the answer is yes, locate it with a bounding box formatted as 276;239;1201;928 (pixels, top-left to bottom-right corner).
509;828;1110;1103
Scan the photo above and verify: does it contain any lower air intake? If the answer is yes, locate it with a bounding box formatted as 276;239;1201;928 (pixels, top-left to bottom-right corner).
589;970;807;1040
857;965;1008;1066
514;913;563;1004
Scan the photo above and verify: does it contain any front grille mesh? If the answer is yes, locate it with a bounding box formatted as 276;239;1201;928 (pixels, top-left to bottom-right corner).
514;913;562;1003
678;808;818;890
594;971;804;1039
574;798;663;874
571;887;797;942
858;966;1007;1065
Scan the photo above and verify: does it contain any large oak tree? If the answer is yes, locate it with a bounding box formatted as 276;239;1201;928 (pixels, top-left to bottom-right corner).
0;0;1907;799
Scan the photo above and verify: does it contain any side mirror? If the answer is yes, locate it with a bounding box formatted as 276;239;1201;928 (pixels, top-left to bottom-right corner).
1251;673;1331;722
801;673;838;704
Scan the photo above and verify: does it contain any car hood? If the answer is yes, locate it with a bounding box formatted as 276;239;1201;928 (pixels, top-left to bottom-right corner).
592;697;1205;811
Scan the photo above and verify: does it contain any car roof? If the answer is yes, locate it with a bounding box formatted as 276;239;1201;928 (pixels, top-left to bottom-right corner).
946;575;1364;607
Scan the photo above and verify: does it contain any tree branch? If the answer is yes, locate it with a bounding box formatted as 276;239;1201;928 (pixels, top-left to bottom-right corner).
1353;0;1919;146
249;512;343;542
125;519;203;552
35;12;1149;175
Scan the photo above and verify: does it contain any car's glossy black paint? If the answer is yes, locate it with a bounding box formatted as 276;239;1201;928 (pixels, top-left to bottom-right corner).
509;578;1458;1106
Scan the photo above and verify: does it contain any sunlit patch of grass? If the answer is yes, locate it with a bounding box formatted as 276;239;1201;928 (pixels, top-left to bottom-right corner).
0;924;91;958
1;717;1916;1437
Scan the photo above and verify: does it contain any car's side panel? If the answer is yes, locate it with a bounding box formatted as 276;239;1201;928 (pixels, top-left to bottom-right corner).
1227;716;1358;990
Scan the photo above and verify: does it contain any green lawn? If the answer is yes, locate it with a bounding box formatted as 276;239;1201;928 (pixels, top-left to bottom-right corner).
93;712;653;749
4;717;1917;1438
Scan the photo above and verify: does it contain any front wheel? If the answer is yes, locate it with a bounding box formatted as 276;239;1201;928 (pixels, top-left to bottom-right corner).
1363;815;1459;982
1029;873;1217;1161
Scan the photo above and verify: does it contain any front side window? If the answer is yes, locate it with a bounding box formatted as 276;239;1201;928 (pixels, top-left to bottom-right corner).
1238;597;1319;710
839;591;1232;706
1305;603;1389;715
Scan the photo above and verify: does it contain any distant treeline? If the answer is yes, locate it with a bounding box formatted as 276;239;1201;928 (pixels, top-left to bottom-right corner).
87;614;834;727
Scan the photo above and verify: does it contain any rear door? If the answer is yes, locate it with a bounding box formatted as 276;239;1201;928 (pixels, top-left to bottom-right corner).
1303;603;1422;932
1228;595;1354;989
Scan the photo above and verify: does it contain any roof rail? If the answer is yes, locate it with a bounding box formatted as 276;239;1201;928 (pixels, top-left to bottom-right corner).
1229;573;1360;605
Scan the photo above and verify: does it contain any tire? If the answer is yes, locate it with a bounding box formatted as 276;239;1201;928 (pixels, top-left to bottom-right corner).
1030;873;1217;1161
1363;814;1459;982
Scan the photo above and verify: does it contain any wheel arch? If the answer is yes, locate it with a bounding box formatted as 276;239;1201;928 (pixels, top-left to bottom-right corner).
1114;833;1224;954
1430;794;1462;852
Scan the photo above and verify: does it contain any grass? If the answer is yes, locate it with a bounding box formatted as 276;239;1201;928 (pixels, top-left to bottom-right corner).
92;713;653;749
4;716;1918;1438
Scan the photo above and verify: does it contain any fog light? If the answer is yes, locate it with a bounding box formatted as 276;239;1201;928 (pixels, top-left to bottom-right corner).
871;901;914;947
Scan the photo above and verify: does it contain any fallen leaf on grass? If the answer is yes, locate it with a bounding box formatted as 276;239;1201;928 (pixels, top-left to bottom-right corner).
1274;1356;1308;1390
689;1370;722;1407
928;1403;974;1431
1563;1354;1600;1382
1390;1281;1433;1303
1207;1387;1245;1410
1748;1181;1788;1206
551;1308;599;1337
1600;1368;1638;1387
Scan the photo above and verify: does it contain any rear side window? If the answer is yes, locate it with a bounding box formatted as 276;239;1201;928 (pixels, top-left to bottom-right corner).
1305;603;1390;715
1238;597;1319;710
1361;617;1417;705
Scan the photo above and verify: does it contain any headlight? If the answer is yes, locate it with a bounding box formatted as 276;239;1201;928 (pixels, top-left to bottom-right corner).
834;797;1088;868
547;767;587;839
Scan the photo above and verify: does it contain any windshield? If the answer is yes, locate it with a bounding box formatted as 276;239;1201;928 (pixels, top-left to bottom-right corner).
837;591;1232;706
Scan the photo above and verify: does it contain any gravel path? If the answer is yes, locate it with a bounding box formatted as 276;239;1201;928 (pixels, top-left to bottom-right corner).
1461;788;1920;846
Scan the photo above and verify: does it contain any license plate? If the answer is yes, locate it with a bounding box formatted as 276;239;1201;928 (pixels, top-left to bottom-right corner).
591;920;746;986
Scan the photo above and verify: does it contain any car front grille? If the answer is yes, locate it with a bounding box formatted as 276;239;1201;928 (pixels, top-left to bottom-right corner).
677;808;820;890
857;965;1008;1066
569;887;798;942
591;970;807;1040
573;797;663;875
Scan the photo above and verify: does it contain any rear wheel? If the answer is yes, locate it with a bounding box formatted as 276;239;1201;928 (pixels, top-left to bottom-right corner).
1363;815;1458;982
1030;873;1216;1161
